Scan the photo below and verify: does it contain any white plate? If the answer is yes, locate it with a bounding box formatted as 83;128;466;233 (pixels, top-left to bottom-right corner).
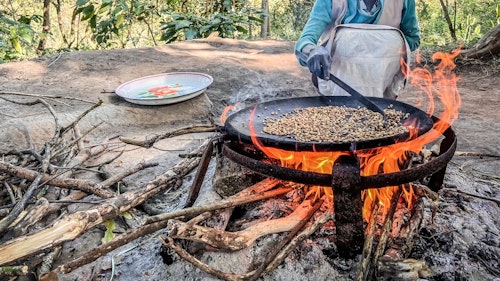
115;72;213;105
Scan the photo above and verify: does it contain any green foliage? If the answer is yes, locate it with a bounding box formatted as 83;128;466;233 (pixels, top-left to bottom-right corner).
417;0;498;47
0;0;498;63
160;7;264;43
102;219;116;243
269;0;313;40
0;12;38;62
74;0;159;48
497;4;500;24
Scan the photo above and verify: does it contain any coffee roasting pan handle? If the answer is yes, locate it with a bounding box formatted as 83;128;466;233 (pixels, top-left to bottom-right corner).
327;73;386;119
223;96;434;152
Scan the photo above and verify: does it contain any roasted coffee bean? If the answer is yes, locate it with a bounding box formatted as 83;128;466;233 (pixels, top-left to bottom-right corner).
262;106;409;143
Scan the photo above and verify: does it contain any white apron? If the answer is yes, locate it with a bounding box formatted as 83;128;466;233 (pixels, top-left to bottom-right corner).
317;0;410;99
317;24;410;99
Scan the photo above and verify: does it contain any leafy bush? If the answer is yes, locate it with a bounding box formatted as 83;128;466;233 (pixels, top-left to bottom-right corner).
0;0;498;63
160;8;264;43
0;12;38;62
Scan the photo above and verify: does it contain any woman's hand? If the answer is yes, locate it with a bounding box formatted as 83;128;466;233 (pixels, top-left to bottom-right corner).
305;45;332;80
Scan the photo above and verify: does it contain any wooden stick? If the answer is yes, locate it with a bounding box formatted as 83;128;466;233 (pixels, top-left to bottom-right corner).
383;198;425;261
0;139;209;265
0;175;42;233
161;236;244;281
0;265;29;277
119;124;217;148
60;100;103;135
99;161;159;187
442;187;500;205
168;186;300;250
37;246;61;277
143;178;281;225
0;161;115;198
184;138;214;208
57;219;170;274
367;186;403;281
247;199;323;281
357;203;380;281
454;151;500;158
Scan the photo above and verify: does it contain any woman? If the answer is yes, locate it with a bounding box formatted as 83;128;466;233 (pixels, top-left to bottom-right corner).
295;0;420;99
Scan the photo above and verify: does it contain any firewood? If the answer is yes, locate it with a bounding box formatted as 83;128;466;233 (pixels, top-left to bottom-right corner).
357;203;380;281
143;178;281;225
118;124;217;148
0;139;210;265
161;202;334;281
247;199;323;281
168;193;314;251
383;196;425;261
367;186;403;280
0;265;29;277
0;161;116;198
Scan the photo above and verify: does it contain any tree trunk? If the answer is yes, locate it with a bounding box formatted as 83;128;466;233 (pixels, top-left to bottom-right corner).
438;0;456;41
260;0;269;38
460;24;500;59
37;0;51;52
53;0;69;46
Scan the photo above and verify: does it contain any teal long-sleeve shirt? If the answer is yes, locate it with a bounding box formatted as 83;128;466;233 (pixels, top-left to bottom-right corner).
295;0;421;64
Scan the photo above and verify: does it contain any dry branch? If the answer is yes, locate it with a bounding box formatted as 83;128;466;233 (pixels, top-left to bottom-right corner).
460;24;500;59
0;175;42;233
357;203;381;281
57;219;170;274
0;139;209;265
454;151;500;158
169;197;318;251
98;161;159;187
0;265;29;277
162;205;334;281
0;161;116;198
143;178;281;225
443;188;500;205
119;124;217;148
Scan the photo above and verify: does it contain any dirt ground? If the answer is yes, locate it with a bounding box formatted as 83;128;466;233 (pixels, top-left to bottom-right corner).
0;38;499;281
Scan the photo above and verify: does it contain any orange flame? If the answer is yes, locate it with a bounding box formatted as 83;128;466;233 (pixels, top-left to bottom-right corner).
220;103;240;124
228;49;461;226
360;48;461;221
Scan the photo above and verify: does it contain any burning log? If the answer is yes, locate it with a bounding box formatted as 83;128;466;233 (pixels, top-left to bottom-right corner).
168;198;320;251
162;200;331;281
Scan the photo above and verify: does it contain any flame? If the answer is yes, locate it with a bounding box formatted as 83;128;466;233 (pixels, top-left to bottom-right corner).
360;48;461;221
220;103;240;124
228;49;461;227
